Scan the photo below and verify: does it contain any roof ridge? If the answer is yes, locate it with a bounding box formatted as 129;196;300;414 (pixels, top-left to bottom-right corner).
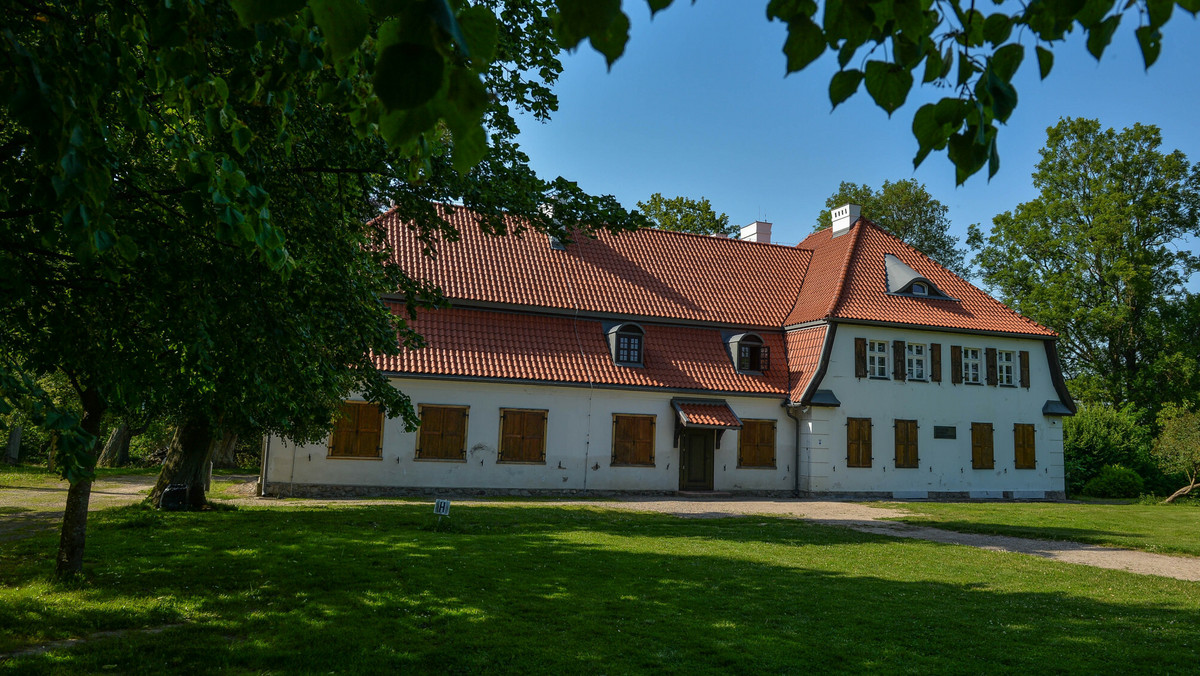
614;226;811;252
823;219;866;319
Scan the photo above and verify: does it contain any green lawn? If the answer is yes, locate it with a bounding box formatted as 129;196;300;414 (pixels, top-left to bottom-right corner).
880;502;1200;557
2;503;1199;674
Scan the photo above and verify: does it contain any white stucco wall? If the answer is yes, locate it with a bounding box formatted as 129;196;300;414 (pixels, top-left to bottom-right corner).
263;378;797;494
802;325;1066;497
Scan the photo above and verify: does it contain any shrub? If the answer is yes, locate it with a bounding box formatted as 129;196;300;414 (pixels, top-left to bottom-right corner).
1064;404;1154;495
1082;465;1145;498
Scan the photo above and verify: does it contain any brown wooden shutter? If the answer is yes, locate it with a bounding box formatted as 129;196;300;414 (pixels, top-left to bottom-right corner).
951;345;962;384
355;404;383;457
613;415;655;465
854;338;867;378
894;420;918;468
1019;350;1030;388
1014;424;1036;469
847;418;872;467
329;402;358;456
892;340;906;381
739;420;776;468
971;422;994;469
419;406;468;460
930;343;942;383
985;348;998;386
500;410;522;461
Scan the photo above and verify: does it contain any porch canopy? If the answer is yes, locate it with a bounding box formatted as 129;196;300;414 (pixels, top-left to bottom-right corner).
671;398;742;448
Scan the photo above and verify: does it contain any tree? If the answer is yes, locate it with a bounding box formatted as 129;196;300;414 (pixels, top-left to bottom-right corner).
1153;404;1200;503
1062;403;1154;496
636;193;735;236
557;1;1200;184
815;180;969;276
969;118;1200;418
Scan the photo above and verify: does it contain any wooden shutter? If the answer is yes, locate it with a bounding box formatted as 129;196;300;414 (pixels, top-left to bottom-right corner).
738;420;776;468
950;345;962;384
892;340;906;381
355;404;383;457
500;409;546;462
417;406;467;460
847;418;872;468
985;348;998;386
1014;423;1036;469
854;338;867;378
929;343;942;383
1019;350;1030;388
894;420;918;468
329;402;358;457
613;414;655;465
971;422;994;469
329;402;382;458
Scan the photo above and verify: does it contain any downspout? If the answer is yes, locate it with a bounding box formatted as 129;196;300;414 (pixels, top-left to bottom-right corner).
785;404;803;498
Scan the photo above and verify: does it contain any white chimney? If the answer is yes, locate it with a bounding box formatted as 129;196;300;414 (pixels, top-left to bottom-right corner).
739;221;772;244
830;204;861;237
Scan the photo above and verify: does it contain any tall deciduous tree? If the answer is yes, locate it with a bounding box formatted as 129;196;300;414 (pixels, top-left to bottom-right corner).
815;180;969;276
970;118;1200;417
636;193;735;236
1153;404;1200;503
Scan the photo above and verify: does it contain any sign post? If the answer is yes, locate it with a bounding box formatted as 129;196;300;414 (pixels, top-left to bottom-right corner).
433;499;450;528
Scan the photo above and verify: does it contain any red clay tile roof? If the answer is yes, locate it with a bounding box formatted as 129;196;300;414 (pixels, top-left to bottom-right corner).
381;206;812;328
675;402;742;428
376;304;788;396
785;325;829;403
790;221;1056;337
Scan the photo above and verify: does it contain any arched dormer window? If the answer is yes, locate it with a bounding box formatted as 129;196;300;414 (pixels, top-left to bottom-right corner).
883;254;957;300
606;323;645;367
727;332;770;373
910;282;929;296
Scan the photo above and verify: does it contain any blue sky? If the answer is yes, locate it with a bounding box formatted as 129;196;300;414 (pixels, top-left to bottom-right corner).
515;2;1200;263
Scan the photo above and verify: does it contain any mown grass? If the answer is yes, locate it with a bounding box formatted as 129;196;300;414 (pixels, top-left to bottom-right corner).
880;501;1200;557
1;502;1199;674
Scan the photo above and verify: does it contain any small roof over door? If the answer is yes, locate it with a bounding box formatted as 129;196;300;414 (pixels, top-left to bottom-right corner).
670;398;743;429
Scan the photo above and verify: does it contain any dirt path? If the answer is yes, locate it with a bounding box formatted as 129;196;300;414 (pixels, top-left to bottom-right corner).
4;475;1198;581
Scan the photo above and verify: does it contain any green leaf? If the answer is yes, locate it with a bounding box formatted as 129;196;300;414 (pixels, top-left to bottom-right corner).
985;68;1018;123
427;0;471;56
962;9;985;47
310;0;369;59
922;48;943;83
1135;26;1162;69
229;0;308;24
554;0;629;67
1178;0;1199;14
1085;14;1121;60
828;69;863;109
781;15;825;73
982;13;1012;46
451;123;487;173
460;5;499;65
1076;0;1112;27
990;43;1024;82
1147;0;1174;26
231;122;253;155
948;129;990;185
956;51;976;87
863;60;913;116
374;43;445;110
1035;46;1053;79
987;133;1000;179
647;0;675;15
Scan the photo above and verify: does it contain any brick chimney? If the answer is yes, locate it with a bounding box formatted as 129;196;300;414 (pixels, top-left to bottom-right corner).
830;204;861;238
739;221;772;244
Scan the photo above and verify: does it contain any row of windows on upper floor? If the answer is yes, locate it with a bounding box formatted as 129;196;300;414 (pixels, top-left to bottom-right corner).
846;418;1037;470
608;324;769;373
855;338;1031;388
327;401;780;469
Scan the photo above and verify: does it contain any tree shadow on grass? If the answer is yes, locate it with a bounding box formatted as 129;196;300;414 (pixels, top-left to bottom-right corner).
2;504;1199;674
890;518;1179;551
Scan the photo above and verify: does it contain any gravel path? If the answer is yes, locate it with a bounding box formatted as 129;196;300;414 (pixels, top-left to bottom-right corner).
4;475;1198;581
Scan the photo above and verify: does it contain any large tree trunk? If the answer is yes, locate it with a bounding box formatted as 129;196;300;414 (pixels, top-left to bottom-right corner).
55;389;106;579
96;424;133;468
150;416;217;510
210;430;239;469
5;425;20;465
1162;478;1198;504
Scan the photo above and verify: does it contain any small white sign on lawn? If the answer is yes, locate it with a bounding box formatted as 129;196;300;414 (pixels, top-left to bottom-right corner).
433;499;451;516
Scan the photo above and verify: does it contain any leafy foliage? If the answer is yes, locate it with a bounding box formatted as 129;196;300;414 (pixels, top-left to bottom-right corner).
970;118;1200;418
1062;404;1154;496
636;193;735;236
815;180;969;276
1081;464;1145;499
1152;404;1200;502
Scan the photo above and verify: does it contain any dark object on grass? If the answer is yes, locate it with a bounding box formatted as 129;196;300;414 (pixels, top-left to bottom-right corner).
160;484;190;511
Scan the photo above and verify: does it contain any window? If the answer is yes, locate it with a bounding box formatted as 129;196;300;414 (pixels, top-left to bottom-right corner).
328;401;383;459
962;347;982;384
971;422;994;469
612;414;655;466
615;325;644;366
894;419;918;468
738;419;777;468
737;335;769;372
1014;424;1036;469
997;351;1015;386
499;409;547;463
910;282;928;296
847;417;872;468
416;405;468;460
906;343;927;380
868;340;889;378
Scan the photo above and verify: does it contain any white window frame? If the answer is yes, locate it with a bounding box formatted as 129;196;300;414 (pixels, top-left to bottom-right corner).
910;282;929;296
906;343;927;381
997;350;1015;386
867;340;889;379
962;347;982;384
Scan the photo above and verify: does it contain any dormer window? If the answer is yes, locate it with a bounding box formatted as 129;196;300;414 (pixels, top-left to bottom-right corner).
606;323;645;366
727;333;770;373
884;254;957;300
910;282;928;296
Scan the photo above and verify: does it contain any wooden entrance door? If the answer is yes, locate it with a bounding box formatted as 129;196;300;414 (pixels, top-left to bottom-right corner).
679;429;714;491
